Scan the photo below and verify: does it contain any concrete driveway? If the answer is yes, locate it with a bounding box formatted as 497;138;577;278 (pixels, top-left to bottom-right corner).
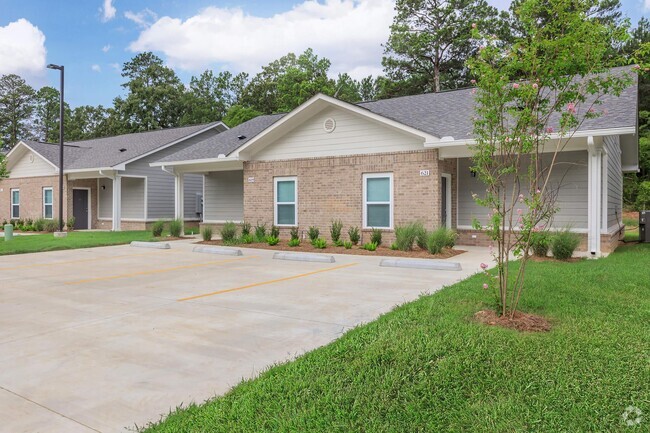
0;240;491;432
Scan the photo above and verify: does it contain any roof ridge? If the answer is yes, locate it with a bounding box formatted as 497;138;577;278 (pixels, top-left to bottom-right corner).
66;121;221;144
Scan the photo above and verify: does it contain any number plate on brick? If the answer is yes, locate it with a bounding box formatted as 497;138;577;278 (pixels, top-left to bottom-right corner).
420;170;430;176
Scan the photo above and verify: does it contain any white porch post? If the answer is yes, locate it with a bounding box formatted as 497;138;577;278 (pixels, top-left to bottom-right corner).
174;173;184;223
112;175;122;231
587;136;603;256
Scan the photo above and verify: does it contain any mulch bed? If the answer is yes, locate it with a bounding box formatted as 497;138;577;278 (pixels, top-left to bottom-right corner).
198;240;465;259
474;309;552;332
529;256;582;263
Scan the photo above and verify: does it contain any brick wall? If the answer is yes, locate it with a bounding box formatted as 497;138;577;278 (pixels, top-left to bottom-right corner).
0;175;60;223
243;150;446;243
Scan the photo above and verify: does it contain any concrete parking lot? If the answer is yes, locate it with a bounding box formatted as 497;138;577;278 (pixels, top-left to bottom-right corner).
0;239;490;432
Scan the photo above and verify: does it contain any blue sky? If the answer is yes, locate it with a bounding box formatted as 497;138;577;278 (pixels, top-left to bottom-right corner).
0;0;646;109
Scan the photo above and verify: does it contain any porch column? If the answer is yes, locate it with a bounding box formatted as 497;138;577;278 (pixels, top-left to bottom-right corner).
112;175;122;231
174;173;184;222
587;136;603;256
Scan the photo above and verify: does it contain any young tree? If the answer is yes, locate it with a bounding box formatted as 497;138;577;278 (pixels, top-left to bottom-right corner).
468;0;635;317
0;74;35;147
382;0;504;95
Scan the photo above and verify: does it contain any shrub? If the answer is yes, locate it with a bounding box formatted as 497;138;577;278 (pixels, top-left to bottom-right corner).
288;238;300;247
343;241;353;249
241;234;254;244
443;228;457;248
348;226;360;245
551;229;581;260
394;222;425;251
33;218;45;232
362;242;378;251
425;228;449;255
390;243;398;250
370;228;382;246
530;231;551;257
201;227;213;242
169;219;183;237
66;216;76;231
330;219;343;242
289;226;299;240
254;222;267;242
266;236;280;246
270;225;280;238
241;221;252;236
333;239;344;247
221;221;238;242
312;238;327;249
152;220;165;237
44;219;59;233
635;181;650;211
307;226;320;242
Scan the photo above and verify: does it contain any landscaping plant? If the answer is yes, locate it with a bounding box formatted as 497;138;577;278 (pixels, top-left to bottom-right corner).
266;236;280;246
241;222;252;237
288;238;300;247
201;227;213;242
254;223;267;242
44;219;59;233
362;242;377;252
348;226;360;245
152;220;165;237
33;218;45;232
530;230;551;257
312;238;327;249
330;219;343;243
241;234;254;244
270;225;280;238
551;229;581;260
307;226;320;242
468;0;635;317
370;228;382;246
66;216;75;231
425;228;449;255
169;219;183;237
343;241;353;249
394;221;425;251
333;240;344;247
221;221;238;242
289;226;300;240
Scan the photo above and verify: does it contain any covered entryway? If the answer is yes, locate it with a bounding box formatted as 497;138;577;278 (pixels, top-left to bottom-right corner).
72;188;90;230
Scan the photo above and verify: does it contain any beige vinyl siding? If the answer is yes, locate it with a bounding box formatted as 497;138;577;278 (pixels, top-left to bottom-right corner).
457;150;589;229
204;170;244;222
604;135;623;229
121;177;145;219
9;151;56;178
97;178;112;219
253;106;424;161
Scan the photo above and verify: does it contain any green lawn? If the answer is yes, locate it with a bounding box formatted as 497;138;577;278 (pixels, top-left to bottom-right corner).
0;231;158;256
143;244;649;433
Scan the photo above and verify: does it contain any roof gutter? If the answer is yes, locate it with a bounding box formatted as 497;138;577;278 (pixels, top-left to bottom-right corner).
150;156;241;168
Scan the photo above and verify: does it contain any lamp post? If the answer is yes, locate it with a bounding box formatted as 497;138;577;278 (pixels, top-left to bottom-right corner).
47;64;64;233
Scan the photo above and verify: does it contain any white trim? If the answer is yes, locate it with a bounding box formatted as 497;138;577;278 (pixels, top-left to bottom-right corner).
150;156;240;168
456;159;460;229
601;149;608;232
203;220;244;224
441;173;452;229
274;176;298;227
72;187;92;229
456;224;590;234
362;172;393;230
10;188;20;219
202;174;206;223
42;187;53;219
7;141;60;172
587;136;604;255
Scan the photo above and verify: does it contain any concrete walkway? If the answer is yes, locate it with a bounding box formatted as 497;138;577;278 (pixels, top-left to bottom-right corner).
0;240;491;432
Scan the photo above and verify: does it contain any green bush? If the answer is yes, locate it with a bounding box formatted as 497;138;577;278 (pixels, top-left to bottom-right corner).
551;229;581;260
288;238;300;247
370;228;382;246
241;234;254;244
241;221;252;236
152;220;165;237
66;216;76;231
221;221;238;242
289;226;300;240
362;242;378;251
444;228;457;248
169;219;183;237
333;239;344;247
330;219;343;242
33;218;45;232
343;240;353;249
348;226;360;245
266;236;280;246
201;227;213;242
394;221;425;251
270;225;280;238
635;181;650;211
254;222;267;242
530;230;551;257
390;243;398;250
425;227;450;255
312;238;327;249
44;219;60;232
307;226;320;241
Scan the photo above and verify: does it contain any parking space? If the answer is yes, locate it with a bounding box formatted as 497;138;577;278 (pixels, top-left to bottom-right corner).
0;240;491;432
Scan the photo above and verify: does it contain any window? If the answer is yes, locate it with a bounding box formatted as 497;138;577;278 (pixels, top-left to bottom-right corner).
363;173;393;229
274;177;297;226
10;189;19;219
43;188;53;219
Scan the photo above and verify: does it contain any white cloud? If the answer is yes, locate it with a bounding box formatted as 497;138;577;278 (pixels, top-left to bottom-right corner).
101;0;116;22
645;0;650;10
102;44;111;52
0;19;47;81
109;63;120;72
128;0;395;79
91;64;101;72
124;8;158;29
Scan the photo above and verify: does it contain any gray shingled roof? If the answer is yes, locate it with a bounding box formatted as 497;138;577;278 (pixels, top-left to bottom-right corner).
155;114;286;163
22;122;222;170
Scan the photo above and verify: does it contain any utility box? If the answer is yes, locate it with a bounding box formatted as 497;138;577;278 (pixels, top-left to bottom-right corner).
3;224;13;241
641;211;649;243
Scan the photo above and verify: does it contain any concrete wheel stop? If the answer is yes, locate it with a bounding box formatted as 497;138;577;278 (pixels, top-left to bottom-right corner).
273;252;335;263
379;258;462;271
192;246;243;256
130;241;171;249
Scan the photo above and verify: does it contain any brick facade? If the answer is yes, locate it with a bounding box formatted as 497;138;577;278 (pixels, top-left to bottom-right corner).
243;150;452;243
0;175;60;224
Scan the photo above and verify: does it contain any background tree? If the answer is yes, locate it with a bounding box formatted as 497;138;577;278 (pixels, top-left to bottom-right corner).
33;86;73;143
222;105;263;128
382;0;503;96
66;105;110;141
181;70;249;125
0;74;35;148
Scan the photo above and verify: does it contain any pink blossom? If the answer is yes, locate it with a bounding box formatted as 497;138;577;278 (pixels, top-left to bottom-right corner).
588;108;596;114
471;89;477;95
470;79;476;84
518;193;524;203
566;102;576;114
532;83;538;89
517;217;523;223
517;208;523;215
603;109;609;115
480;263;488;270
482;283;489;289
472;23;477;29
546;126;554;134
633;64;641;70
536;188;541;194
512;83;520;89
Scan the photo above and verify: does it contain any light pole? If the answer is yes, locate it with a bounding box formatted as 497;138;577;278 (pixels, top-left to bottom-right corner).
47;64;64;233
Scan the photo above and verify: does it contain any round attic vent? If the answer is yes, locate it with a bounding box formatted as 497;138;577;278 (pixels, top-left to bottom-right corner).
323;118;336;133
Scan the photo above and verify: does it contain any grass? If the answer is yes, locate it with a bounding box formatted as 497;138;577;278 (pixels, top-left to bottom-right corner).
142;243;649;432
0;231;157;256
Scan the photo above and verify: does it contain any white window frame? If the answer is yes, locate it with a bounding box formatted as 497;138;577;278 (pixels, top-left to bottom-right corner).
10;189;19;219
274;176;298;227
43;187;53;219
363;172;393;229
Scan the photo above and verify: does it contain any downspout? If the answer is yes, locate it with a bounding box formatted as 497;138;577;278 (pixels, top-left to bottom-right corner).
161;165;175;176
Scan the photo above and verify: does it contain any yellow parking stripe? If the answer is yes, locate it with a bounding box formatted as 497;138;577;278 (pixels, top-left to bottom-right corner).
65;256;255;285
178;262;358;302
0;251;172;271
